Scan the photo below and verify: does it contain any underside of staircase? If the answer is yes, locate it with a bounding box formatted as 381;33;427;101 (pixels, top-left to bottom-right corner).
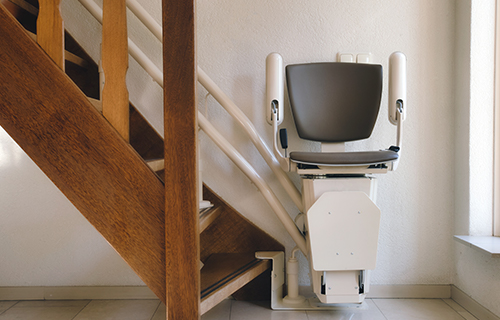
0;1;284;317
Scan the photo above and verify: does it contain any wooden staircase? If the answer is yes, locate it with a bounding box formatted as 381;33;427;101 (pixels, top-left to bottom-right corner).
0;1;284;318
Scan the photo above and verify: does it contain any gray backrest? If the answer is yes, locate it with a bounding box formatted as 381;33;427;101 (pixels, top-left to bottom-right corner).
286;62;383;142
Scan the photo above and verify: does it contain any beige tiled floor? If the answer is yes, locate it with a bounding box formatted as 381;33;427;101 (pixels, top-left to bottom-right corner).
0;298;478;319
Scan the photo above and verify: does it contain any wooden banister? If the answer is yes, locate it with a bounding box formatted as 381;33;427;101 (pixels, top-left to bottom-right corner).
102;0;129;141
0;6;166;302
163;0;199;318
37;0;64;70
2;2;287;317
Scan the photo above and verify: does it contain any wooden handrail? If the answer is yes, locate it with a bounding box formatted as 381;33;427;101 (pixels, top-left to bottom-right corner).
163;0;200;318
37;0;64;70
102;0;129;141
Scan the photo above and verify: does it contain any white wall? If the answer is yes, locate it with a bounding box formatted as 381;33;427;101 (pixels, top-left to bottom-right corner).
1;0;458;289
197;0;456;286
0;127;144;286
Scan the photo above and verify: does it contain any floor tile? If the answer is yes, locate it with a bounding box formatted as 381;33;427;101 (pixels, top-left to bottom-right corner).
373;299;467;320
15;300;89;308
151;299;232;320
0;298;483;319
0;302;17;315
306;299;386;320
151;302;165;320
0;300;87;320
73;300;159;320
230;300;308;320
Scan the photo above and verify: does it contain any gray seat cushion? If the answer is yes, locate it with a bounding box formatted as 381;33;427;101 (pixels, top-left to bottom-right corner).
289;150;399;166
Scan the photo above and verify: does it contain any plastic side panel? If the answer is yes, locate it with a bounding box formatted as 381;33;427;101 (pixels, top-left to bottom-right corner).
307;191;381;271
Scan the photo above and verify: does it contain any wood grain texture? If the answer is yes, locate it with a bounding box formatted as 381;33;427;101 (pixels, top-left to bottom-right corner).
200;254;271;315
163;0;199;318
102;0;129;141
0;6;166;302
37;0;64;70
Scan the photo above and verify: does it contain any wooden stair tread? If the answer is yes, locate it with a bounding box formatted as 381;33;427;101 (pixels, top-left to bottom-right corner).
199;206;221;233
200;253;270;315
146;158;164;172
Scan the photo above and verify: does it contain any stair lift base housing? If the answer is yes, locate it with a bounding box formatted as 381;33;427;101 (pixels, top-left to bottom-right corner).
304;177;380;304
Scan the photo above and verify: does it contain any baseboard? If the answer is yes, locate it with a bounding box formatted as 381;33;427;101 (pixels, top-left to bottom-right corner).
367;284;452;299
0;286;157;301
451;285;500;320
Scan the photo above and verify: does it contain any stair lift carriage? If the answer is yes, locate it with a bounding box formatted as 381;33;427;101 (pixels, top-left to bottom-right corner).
264;52;407;307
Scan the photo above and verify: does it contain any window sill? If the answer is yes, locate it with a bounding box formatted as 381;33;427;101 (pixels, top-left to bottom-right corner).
454;235;500;257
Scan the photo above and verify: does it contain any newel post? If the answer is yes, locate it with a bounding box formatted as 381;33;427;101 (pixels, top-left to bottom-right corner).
102;0;130;141
163;0;200;319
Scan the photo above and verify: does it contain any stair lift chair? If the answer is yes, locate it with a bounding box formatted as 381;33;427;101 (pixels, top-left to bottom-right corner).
266;52;406;305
